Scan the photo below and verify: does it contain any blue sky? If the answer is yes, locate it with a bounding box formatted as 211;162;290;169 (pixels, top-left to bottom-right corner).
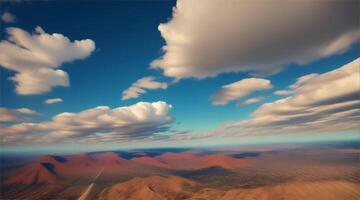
0;0;359;153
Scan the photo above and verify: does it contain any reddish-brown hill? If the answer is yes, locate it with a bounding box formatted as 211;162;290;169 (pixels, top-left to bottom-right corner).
3;152;131;184
132;152;251;170
3;151;250;185
97;175;196;200
97;177;360;200
4;162;58;184
131;156;168;168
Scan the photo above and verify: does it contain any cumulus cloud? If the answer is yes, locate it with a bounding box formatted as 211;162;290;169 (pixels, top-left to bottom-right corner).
10;68;69;95
0;107;38;122
212;78;272;105
151;0;360;79
1;101;173;145
122;76;168;100
237;96;265;107
45;98;63;104
1;11;17;23
0;26;95;94
225;58;360;135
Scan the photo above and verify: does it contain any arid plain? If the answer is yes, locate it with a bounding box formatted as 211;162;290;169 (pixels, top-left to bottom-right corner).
1;143;359;200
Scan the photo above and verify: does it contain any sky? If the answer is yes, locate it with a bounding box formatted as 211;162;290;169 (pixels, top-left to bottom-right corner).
0;0;359;153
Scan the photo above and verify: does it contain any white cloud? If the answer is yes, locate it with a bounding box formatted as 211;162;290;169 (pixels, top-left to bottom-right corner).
151;0;360;79
237;96;264;107
212;78;272;105
225;58;360;135
122;76;168;100
1;101;173;145
1;11;16;23
45;98;63;104
274;90;294;96
10;68;69;95
0;107;38;122
274;73;319;96
0;26;95;95
173;58;360;141
16;108;38;115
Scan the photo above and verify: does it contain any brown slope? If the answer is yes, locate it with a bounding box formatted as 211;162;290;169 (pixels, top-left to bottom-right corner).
56;152;134;176
215;181;360;200
39;155;67;164
97;175;197;200
131;156;169;168
4;162;58;185
198;154;251;169
3;152;139;184
132;152;251;170
93;152;130;165
92;152;135;173
98;177;360;200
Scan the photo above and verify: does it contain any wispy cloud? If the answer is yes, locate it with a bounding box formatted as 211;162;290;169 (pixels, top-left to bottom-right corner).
45;98;63;104
174;58;360;140
237;96;265;107
226;59;360;135
212;78;272;105
0;107;39;122
274;90;294;96
122;76;168;100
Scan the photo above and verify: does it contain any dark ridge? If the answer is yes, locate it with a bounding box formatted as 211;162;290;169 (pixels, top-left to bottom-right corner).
32;172;39;185
139;148;192;157
231;152;261;158
88;148;192;159
115;151;139;159
177;166;234;178
40;163;57;176
51;155;67;163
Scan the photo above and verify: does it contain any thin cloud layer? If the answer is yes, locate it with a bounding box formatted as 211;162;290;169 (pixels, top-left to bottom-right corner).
151;0;360;79
1;101;173;145
122;76;168;100
0;26;95;95
237;96;265;107
274;90;294;96
45;98;63;104
225;58;360;135
212;78;272;105
0;107;38;122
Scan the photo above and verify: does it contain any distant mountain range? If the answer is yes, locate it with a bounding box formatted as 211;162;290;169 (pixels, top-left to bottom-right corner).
3;151;251;185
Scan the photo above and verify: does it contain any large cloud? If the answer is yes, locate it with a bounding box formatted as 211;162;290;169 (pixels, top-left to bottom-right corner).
0;26;95;94
151;0;360;79
122;76;168;100
225;58;360;135
1;101;173;145
0;107;38;122
211;78;272;105
174;58;360;140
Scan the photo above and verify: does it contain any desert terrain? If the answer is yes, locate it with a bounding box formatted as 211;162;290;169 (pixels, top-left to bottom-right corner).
1;143;359;200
